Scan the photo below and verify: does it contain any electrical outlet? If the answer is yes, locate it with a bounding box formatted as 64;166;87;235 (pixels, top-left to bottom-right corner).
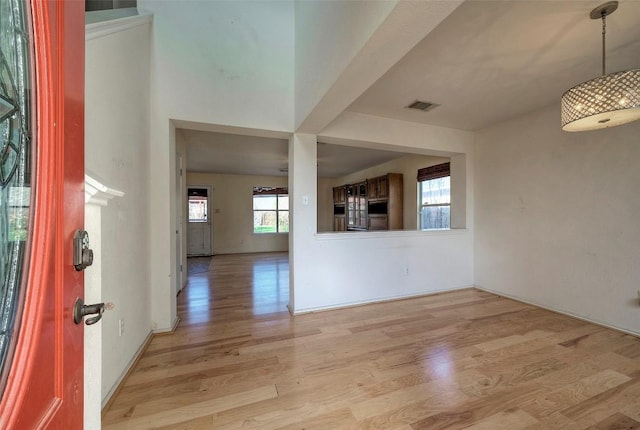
119;319;125;337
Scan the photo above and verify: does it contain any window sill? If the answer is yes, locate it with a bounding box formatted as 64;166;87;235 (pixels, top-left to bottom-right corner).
315;228;467;241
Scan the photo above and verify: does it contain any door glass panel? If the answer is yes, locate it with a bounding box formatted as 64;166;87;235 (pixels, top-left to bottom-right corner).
188;188;208;222
188;196;207;222
0;0;32;383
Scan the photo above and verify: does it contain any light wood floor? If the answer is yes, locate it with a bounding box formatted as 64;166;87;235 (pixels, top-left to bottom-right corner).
103;252;640;429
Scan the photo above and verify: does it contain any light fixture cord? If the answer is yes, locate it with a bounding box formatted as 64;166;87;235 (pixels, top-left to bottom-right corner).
601;11;607;75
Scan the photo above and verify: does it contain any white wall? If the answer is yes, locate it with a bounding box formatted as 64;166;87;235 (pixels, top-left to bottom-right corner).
317;177;335;232
300;230;473;312
138;0;295;331
290;115;475;313
187;172;289;254
139;0;294;132
288;134;318;312
475;104;640;335
83;203;102;430
85;19;152;403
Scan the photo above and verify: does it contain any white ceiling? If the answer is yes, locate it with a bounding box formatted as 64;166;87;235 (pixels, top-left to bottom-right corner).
181;130;288;177
183;0;640;175
181;129;406;178
349;0;640;131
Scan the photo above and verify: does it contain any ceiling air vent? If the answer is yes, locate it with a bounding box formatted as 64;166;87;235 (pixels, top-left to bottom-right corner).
406;100;438;112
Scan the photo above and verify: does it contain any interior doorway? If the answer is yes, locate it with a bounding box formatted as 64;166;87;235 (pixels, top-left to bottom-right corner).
186;186;212;256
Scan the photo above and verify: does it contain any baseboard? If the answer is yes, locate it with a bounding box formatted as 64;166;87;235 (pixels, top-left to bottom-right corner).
153;316;180;335
101;317;180;415
291;285;474;315
101;330;153;413
474;285;640;338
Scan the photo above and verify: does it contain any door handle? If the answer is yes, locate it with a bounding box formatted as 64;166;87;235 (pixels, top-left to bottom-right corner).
73;298;104;325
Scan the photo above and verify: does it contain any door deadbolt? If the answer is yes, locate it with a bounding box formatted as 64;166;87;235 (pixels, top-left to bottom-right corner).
73;298;105;325
73;229;93;271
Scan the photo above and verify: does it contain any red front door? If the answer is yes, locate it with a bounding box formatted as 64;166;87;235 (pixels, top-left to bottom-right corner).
0;0;86;428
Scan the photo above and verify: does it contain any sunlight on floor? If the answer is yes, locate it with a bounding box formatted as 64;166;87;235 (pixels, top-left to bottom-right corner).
181;253;289;324
252;257;289;315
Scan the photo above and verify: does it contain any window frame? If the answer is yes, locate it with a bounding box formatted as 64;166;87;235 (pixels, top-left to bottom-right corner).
417;162;451;230
252;188;289;234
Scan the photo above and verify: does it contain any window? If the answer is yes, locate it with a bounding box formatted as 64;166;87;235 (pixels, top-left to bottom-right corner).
418;162;450;230
253;187;288;233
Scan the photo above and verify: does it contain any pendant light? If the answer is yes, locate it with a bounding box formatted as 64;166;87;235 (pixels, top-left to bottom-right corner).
561;1;640;132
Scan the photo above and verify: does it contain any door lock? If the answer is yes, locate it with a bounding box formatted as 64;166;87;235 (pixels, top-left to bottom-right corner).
73;298;105;325
73;229;93;271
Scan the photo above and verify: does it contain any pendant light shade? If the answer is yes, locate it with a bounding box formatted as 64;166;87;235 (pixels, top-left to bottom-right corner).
561;1;640;132
561;69;640;131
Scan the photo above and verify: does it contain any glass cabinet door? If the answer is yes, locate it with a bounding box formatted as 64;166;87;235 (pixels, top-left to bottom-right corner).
347;185;355;227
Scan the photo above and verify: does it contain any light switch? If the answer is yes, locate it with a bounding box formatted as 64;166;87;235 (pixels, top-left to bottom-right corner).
302;195;309;205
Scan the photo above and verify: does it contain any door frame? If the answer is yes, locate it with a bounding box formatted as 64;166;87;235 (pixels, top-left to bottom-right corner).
186;185;213;256
175;155;184;291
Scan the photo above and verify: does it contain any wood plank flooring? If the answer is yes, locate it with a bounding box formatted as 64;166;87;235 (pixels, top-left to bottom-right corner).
102;252;640;429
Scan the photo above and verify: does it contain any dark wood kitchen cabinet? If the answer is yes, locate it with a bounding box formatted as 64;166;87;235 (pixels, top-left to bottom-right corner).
332;173;402;231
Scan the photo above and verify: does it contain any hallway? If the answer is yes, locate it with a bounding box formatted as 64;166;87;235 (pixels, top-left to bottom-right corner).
102;253;640;429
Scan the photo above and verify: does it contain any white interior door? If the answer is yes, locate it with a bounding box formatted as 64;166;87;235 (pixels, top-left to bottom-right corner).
186;186;212;256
